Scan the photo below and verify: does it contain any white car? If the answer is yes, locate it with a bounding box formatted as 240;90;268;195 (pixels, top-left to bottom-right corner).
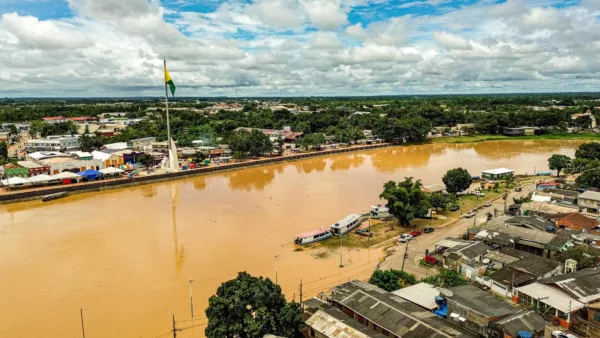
552;331;578;338
399;234;413;243
483;202;492;207
475;191;485;197
464;211;476;218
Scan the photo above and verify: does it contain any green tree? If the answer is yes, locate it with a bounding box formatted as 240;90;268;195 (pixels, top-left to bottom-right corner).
0;141;7;160
576;169;600;189
138;153;154;170
572;158;590;173
380;177;431;227
575;142;600;160
193;151;207;164
421;269;468;287
368;269;417;292
205;272;301;338
548;154;572;177
493;181;500;192
442;168;472;194
78;125;93;152
429;193;448;211
29;120;44;139
299;133;326;150
561;246;599;269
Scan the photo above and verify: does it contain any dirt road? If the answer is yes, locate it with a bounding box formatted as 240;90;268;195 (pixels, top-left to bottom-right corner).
379;182;536;278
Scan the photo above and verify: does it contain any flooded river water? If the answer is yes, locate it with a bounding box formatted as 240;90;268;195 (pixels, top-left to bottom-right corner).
0;140;585;337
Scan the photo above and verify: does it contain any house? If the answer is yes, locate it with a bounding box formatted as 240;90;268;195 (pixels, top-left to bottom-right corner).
520;201;579;218
545;188;579;204
38;156;104;174
41;116;66;124
422;184;447;194
329;280;476;337
443;284;518;336
233;127;303;144
559;229;600;248
102;142;128;150
305;305;389;338
16;161;50;177
26;136;79;152
551;213;600;232
487;248;563;298
540;269;600;305
391;283;440;311
505;216;554;232
571;109;597;128
536;182;561;190
151;141;170;154
488;310;547;338
127;137;156;151
578;190;600;214
503;127;539;136
515;282;585;329
482;168;514;180
67;116;95;122
442;241;491;272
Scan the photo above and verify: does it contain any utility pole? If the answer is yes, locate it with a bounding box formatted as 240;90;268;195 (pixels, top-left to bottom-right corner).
299;279;303;307
189;277;194;320
274;255;280;285
401;239;410;272
172;312;177;338
80;308;86;338
339;235;344;268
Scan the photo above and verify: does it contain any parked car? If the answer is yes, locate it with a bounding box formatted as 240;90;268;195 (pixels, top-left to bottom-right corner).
423;227;434;234
515;186;523;192
552;331;578;338
449;205;460;212
474;191;485;197
399;234;413;243
464;211;476;218
483;202;492;207
356;228;373;237
410;230;422;237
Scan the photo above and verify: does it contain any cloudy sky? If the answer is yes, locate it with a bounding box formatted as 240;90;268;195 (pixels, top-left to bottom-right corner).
0;0;598;97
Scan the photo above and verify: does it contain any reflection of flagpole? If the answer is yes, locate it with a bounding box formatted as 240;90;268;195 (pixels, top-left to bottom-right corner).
164;58;172;169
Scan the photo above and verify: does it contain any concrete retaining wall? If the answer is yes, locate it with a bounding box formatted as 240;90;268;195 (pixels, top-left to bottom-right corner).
0;143;391;204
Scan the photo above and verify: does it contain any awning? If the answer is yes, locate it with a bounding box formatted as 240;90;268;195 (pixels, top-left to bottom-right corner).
27;174;58;184
0;177;31;186
99;167;124;174
77;170;103;180
53;172;83;180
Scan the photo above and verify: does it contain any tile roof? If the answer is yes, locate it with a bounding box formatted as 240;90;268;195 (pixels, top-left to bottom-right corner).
447;285;517;318
554;213;600;230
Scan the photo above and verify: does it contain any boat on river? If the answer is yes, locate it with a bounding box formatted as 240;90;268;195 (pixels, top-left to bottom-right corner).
42;192;68;202
370;204;392;220
294;228;332;245
330;213;363;236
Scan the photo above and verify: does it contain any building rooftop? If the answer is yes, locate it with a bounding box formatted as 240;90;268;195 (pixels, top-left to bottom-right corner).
490;266;537;287
16;160;44;169
516;283;584;313
540;268;600;303
579;190;600;201
447;285;517;318
481;223;556;246
552;213;600;231
506;216;553;231
482;168;514;175
448;241;491;260
422;184;446;193
520;201;579;215
306;306;389;338
391;283;439;311
501;248;561;276
493;311;546;337
331;281;476;337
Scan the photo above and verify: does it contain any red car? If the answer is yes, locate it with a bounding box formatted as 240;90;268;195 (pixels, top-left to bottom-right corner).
410;230;422;237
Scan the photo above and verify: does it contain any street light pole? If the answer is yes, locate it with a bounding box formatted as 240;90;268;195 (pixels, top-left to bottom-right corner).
274;255;280;285
188;277;194;320
401;239;410;272
339;235;344;268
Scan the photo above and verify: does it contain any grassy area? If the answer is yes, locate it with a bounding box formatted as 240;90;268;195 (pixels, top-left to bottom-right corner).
430;133;600;144
307;220;402;250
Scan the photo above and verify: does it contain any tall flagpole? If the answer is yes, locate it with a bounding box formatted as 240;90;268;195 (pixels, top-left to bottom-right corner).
164;59;172;165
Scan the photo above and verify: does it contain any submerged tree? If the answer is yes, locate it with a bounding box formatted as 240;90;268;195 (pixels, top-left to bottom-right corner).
205;272;301;338
442;168;472;194
380;177;431;227
548;154;572;177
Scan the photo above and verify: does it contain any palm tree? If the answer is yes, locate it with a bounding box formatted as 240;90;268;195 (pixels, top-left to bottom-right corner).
78;125;93;152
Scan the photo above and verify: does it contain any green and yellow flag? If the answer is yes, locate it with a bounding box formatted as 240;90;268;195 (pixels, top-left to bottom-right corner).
164;64;176;96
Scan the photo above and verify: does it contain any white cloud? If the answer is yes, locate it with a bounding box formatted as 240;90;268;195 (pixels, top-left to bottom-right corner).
299;0;348;30
433;31;471;50
311;32;343;50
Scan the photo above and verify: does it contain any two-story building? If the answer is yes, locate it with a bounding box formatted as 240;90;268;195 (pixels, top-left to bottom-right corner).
26;136;79;152
127;137;156;151
578;190;600;214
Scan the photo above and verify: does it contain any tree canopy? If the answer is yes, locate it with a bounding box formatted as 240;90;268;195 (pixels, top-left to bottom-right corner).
575;142;600;160
0;142;7;161
548;154;572;177
205;272;302;338
421;269;468;288
442;168;472;194
380;177;431;227
227;130;273;159
368;269;417;292
576;168;600;189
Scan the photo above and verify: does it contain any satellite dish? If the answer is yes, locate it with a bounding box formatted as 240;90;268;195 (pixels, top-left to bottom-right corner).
438;288;454;297
482;258;490;264
509;239;515;243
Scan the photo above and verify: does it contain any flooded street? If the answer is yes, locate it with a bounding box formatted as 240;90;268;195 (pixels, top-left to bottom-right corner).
0;140;584;337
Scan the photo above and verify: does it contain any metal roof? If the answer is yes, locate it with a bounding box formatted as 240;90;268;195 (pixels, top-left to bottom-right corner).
481;168;514;175
540;268;600;303
306;308;389;338
482;223;556;245
447;285;517;318
391;283;439;310
501;248;561;276
579;190;600;201
516;283;584;312
493;311;546;337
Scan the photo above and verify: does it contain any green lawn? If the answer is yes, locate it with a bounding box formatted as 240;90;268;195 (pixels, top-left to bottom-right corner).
430;133;600;144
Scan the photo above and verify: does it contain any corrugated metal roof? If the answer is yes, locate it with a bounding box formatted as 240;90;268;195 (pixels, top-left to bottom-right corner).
306;309;389;338
482;223;555;245
447;285;517;318
541;268;600;303
494;311;546;337
516;283;584;313
392;283;439;310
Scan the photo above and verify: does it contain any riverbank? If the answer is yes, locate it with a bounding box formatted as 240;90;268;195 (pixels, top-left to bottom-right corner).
430;133;600;144
0;142;392;204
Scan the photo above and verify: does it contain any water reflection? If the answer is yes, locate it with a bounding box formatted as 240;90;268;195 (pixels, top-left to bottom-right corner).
228;166;283;191
471;140;586;160
294;158;327;174
329;154;365;172
140;185;158;198
370;146;432;172
193;177;207;191
171;184;185;272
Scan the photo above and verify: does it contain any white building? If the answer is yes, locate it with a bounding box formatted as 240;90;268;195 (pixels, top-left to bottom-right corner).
481;168;514;180
26;136;79;152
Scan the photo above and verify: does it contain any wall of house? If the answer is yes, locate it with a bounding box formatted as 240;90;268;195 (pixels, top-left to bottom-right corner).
578;198;600;214
447;299;490;336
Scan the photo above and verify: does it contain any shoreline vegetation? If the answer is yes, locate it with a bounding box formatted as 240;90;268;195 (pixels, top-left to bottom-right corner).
0;134;589;205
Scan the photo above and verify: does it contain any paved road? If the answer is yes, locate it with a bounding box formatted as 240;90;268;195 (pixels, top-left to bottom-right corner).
380;182;535;278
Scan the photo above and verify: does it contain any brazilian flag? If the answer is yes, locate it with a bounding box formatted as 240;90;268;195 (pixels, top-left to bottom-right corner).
164;65;176;96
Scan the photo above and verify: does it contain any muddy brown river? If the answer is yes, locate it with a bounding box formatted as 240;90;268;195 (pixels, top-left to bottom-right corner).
0;140;584;337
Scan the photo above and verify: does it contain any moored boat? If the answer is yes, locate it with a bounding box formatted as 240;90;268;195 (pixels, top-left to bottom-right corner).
370;204;392;219
330;213;363;236
294;228;332;245
42;192;68;202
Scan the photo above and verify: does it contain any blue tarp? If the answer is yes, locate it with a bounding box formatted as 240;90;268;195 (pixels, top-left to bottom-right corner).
77;169;103;180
